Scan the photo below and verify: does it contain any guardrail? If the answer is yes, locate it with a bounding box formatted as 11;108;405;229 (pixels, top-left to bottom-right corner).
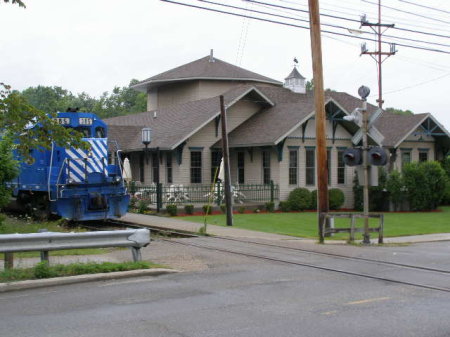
0;229;150;269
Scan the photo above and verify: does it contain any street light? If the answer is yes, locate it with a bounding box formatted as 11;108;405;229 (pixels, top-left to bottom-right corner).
141;128;152;164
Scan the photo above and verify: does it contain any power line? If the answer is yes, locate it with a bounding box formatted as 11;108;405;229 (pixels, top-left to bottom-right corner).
381;73;450;95
200;0;450;49
397;0;450;16
160;0;450;54
245;0;450;39
362;0;450;25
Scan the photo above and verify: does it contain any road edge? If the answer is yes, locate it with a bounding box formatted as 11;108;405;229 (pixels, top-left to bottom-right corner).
0;268;179;293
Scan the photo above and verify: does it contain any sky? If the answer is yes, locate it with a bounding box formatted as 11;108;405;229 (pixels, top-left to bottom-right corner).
1;0;449;129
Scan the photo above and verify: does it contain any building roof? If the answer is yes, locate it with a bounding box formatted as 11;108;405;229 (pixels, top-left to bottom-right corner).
284;67;305;80
106;86;274;151
131;55;282;92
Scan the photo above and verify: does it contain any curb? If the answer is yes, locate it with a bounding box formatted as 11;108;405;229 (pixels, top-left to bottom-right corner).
0;268;179;293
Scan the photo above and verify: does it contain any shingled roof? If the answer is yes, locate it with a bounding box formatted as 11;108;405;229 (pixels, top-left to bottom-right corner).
131;55;282;92
106;86;274;151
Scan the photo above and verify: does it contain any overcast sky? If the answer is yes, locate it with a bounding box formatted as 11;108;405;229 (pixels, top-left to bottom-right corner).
1;0;449;129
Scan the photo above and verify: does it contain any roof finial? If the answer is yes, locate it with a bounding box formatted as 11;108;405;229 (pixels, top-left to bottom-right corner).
293;57;298;67
209;49;215;63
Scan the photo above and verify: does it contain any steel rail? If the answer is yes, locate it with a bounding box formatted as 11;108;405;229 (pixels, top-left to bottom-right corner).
162;238;450;293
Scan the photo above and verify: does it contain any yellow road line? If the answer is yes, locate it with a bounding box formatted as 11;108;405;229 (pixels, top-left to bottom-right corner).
346;297;390;305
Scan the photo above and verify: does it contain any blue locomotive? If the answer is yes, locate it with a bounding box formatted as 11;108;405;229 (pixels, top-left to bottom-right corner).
6;109;130;221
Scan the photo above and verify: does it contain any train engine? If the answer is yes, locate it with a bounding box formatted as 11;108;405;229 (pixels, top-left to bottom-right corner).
7;110;130;221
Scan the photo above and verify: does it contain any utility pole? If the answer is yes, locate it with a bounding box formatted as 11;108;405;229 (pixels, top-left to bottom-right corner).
220;95;233;227
360;89;371;244
308;0;329;243
360;0;396;108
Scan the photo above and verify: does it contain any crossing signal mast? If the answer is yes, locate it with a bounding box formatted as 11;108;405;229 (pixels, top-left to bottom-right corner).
360;0;396;108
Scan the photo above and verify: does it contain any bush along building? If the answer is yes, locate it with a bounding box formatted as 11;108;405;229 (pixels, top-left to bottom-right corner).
106;51;450;210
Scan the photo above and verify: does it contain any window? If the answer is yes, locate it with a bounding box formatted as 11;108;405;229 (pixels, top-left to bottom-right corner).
211;151;222;182
237;151;245;184
419;150;428;162
262;150;271;185
401;150;411;169
152;153;159;183
190;151;202;183
288;149;298;185
95;127;105;138
166;152;173;184
75;126;91;138
305;148;315;185
337;149;345;184
139;153;145;183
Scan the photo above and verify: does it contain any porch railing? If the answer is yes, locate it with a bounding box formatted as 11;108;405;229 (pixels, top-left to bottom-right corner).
128;181;279;209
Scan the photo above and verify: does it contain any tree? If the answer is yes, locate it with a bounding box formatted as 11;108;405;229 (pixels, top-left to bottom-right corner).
385;107;414;115
1;83;86;162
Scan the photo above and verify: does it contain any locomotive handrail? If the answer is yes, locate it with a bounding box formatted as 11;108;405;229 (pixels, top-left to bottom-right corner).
48;142;56;202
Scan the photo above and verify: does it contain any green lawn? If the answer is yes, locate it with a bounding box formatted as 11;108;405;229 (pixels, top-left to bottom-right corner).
179;206;450;239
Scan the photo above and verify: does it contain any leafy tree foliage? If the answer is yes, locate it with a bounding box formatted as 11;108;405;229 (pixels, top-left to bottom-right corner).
20;80;147;119
385;107;414;115
0;139;18;209
402;161;447;210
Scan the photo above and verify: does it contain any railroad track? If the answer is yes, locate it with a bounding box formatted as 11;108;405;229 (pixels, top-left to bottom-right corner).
84;219;450;293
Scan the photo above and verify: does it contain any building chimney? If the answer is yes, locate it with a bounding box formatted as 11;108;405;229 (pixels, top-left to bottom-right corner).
209;49;215;63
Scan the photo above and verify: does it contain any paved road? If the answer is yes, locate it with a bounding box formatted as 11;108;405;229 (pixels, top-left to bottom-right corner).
1;238;449;337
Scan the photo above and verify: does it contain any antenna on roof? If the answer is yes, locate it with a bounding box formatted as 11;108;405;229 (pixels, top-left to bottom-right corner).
209;49;215;63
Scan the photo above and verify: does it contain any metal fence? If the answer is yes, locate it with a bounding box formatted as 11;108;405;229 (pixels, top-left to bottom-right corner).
128;181;279;208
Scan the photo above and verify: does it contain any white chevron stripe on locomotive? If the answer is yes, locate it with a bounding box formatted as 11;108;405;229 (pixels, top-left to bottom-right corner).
66;138;108;182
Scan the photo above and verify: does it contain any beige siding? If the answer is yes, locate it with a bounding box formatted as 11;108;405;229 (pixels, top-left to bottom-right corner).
156;81;201;108
278;121;355;208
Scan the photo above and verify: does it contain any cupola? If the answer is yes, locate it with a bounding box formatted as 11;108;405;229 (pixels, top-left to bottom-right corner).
284;66;306;94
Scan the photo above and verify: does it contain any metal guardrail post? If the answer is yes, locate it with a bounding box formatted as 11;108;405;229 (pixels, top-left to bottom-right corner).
4;253;13;270
131;247;142;262
38;229;49;263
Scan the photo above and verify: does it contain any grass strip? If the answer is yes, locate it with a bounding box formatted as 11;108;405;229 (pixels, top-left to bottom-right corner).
179;206;450;239
0;261;163;283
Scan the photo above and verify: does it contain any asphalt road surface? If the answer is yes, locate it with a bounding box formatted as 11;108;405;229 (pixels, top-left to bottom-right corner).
1;238;449;337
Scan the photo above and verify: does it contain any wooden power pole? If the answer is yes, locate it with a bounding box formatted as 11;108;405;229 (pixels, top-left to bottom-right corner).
220;95;233;227
308;0;329;243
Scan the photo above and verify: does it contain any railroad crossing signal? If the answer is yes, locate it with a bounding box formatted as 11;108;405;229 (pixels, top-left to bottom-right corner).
343;148;362;166
368;147;387;166
342;146;387;167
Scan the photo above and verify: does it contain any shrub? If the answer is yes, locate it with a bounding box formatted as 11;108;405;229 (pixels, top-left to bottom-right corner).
237;206;246;214
220;204;226;213
184;204;194;215
386;170;404;210
278;201;290;212
137;199;149;214
166;204;178;216
403;161;448;210
328;188;345;210
129;197;138;209
265;201;275;212
287;188;311;211
202;204;212;215
310;190;317;210
34;262;56;279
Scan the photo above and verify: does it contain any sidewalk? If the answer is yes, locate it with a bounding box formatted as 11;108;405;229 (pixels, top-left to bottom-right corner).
122;212;450;244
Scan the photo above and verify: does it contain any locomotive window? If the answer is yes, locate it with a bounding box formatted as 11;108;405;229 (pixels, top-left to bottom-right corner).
75;127;92;138
95;127;106;138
